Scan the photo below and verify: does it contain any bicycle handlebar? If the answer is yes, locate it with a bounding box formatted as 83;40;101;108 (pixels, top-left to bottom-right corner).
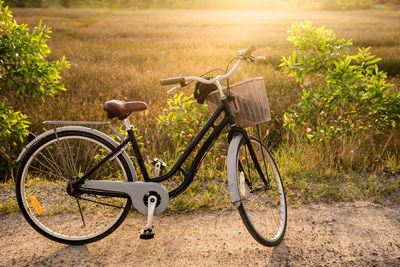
238;44;256;58
160;77;185;86
254;56;266;61
160;45;263;91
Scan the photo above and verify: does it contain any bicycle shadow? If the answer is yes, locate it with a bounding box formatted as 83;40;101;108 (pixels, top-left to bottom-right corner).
31;245;99;267
268;240;291;266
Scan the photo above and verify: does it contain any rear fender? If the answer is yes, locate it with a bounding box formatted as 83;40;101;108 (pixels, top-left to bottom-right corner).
16;126;137;181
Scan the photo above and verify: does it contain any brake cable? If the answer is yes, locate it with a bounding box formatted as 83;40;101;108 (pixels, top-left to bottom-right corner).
183;68;226;87
224;57;240;95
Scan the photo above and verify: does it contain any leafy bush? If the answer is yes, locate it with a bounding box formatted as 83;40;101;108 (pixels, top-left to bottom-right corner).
158;93;210;154
0;1;69;179
280;21;400;162
0;103;29;142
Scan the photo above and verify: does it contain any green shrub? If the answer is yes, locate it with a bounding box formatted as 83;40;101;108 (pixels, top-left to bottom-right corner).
280;21;400;164
158;93;210;155
0;1;69;179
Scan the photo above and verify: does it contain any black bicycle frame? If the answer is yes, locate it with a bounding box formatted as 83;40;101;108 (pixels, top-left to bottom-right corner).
74;97;267;199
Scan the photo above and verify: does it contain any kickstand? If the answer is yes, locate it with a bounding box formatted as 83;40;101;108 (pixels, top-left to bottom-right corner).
140;195;157;239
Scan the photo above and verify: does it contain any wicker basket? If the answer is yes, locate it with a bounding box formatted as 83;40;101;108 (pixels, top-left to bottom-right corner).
205;77;271;128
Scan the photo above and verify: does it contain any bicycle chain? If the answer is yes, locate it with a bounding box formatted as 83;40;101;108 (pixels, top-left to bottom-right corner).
75;195;131;210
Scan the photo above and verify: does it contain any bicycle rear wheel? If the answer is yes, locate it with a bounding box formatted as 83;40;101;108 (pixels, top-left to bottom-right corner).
234;136;286;246
16;130;133;245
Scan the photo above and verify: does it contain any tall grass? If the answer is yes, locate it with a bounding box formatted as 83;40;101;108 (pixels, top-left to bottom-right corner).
11;9;399;132
3;8;400;206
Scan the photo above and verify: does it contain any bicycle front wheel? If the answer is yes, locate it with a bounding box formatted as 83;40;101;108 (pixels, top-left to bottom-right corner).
234;136;287;246
16;129;134;245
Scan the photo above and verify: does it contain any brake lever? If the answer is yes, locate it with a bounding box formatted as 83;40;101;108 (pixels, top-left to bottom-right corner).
167;81;187;94
167;85;181;94
248;56;256;62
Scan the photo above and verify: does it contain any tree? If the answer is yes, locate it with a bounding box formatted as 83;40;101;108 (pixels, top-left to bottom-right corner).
0;1;70;178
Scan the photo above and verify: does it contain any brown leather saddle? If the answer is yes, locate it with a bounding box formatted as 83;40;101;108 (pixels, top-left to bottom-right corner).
103;100;147;120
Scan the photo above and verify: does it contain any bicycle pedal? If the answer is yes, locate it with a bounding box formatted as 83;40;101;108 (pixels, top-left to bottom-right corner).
140;229;155;239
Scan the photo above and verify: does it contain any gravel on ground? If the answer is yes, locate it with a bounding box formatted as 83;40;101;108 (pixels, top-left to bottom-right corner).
0;201;399;266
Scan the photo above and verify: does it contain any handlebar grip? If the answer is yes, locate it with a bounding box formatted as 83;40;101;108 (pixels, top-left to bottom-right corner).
160;77;185;86
243;45;256;58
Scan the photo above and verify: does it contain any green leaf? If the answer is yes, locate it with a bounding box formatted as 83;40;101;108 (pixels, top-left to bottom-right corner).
280;20;400;144
366;58;381;65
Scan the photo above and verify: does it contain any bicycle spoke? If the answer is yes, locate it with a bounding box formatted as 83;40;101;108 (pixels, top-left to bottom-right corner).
62;139;78;178
238;160;253;189
55;137;72;180
83;142;102;175
28;164;64;181
64;139;78;177
73;139;81;174
44;146;66;178
267;204;280;230
32;154;66;181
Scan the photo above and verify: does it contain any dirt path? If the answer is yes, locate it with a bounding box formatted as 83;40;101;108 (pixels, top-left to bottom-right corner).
1;201;399;266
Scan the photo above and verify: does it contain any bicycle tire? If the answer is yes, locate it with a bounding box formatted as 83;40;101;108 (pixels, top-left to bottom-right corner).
16;130;133;245
234;136;287;246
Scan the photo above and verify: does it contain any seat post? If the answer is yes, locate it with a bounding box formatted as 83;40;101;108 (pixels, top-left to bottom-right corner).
124;118;133;130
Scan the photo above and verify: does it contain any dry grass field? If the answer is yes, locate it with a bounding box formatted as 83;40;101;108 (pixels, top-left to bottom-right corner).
10;8;400;128
1;8;399;211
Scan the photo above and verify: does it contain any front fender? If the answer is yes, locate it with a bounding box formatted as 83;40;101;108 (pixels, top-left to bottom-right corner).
226;133;244;208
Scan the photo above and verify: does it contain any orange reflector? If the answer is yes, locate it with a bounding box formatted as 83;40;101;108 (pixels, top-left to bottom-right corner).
30;196;42;215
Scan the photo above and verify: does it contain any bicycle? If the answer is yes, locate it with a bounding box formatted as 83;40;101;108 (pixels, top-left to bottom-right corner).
15;45;287;247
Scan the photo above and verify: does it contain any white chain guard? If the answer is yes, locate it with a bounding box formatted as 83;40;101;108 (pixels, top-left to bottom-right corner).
81;181;169;215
